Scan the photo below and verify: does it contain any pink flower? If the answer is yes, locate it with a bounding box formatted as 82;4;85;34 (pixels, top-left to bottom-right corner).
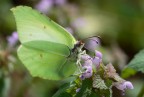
82;59;92;67
81;54;91;61
95;50;102;59
92;57;101;69
76;88;80;92
92;50;102;69
7;32;18;47
35;0;53;13
113;81;134;91
81;66;93;79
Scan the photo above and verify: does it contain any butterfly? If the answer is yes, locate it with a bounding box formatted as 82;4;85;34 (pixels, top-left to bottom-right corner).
11;6;86;80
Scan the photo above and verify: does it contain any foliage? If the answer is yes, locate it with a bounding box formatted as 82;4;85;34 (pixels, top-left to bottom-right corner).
127;49;144;73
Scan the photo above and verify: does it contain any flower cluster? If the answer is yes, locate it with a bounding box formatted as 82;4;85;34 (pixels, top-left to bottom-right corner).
76;49;133;95
80;50;102;80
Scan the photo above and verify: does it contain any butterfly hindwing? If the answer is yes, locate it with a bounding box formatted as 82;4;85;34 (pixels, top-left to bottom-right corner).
18;44;76;80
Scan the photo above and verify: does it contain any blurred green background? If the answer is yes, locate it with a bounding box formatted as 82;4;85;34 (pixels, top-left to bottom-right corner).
0;0;144;97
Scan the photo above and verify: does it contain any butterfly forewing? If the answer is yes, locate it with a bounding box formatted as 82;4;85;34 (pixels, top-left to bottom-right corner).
11;6;76;49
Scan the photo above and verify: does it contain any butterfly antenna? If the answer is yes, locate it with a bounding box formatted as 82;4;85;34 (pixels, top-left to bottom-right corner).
82;36;101;41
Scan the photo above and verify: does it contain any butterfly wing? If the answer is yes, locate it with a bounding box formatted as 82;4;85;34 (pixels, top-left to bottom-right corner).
11;6;76;48
11;6;77;80
18;41;76;80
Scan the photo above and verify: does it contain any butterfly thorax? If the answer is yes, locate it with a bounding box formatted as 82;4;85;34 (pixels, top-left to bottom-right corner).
69;41;85;61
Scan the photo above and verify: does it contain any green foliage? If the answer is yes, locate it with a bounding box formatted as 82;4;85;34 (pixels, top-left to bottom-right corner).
0;77;4;97
75;78;111;97
92;75;108;90
52;83;72;97
121;68;136;79
11;6;77;80
75;79;93;97
127;49;144;73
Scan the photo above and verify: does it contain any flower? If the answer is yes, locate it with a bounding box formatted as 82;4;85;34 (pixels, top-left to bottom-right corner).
92;57;101;69
92;50;102;69
76;88;80;92
95;50;102;59
113;81;134;91
35;0;53;13
105;63;116;78
81;54;91;61
123;81;134;89
81;65;93;79
82;59;93;66
7;32;18;47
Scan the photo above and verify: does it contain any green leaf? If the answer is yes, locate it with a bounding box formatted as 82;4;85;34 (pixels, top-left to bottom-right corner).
11;6;76;48
89;91;100;97
52;83;72;97
100;89;112;97
127;49;144;73
121;67;136;78
92;75;108;90
75;79;92;97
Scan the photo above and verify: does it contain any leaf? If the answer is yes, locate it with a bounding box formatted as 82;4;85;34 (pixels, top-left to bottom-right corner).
93;75;108;90
89;91;100;97
11;6;76;48
127;49;144;73
52;83;72;97
75;79;92;97
121;67;136;78
100;89;112;97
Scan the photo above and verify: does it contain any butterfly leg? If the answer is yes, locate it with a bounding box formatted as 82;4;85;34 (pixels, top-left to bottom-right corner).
76;50;87;73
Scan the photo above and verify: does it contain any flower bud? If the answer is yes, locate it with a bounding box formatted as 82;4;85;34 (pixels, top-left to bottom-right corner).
82;59;93;66
95;50;102;59
81;66;93;78
7;32;18;47
76;88;80;93
113;81;134;91
124;81;134;89
81;54;91;61
92;57;100;69
35;0;53;13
